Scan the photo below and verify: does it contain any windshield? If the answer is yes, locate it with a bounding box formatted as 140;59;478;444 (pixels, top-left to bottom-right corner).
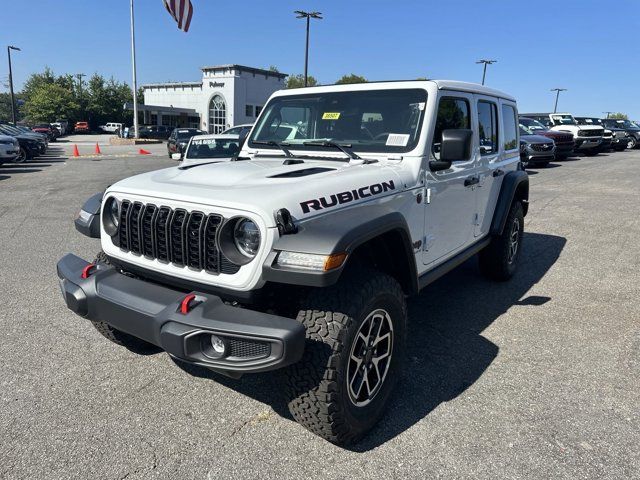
576;118;601;126
185;137;240;159
248;89;427;154
519;118;547;131
551;114;577;125
519;125;535;135
612;119;637;129
177;129;202;140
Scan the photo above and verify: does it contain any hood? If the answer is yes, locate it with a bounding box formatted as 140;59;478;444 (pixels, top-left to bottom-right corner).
521;134;554;144
107;157;407;227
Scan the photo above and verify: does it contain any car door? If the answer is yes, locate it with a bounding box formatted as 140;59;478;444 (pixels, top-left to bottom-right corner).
423;93;478;266
474;96;501;237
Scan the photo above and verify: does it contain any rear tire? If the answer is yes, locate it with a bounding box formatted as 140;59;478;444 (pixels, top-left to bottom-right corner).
89;251;161;354
479;201;524;281
281;269;407;445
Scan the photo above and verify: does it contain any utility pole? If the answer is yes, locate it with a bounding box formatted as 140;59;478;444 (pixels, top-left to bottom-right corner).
476;59;496;85
130;0;139;138
551;88;567;113
7;45;21;125
294;11;322;87
76;73;86;118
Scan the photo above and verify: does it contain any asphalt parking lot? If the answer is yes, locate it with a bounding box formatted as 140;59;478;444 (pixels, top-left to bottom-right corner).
0;148;638;479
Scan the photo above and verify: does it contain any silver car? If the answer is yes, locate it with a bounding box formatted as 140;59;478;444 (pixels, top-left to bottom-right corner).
519;126;555;168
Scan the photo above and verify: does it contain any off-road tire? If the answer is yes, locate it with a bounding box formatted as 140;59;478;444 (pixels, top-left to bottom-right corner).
89;251;160;354
281;269;407;445
479;201;524;281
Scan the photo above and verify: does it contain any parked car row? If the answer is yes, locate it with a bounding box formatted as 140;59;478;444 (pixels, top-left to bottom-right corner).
517;113;637;168
0;122;50;164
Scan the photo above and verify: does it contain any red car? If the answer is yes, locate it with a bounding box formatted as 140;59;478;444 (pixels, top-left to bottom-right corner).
74;121;90;134
32;123;59;141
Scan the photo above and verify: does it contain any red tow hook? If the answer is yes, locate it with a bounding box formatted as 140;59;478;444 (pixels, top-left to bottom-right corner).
81;263;96;279
179;294;198;315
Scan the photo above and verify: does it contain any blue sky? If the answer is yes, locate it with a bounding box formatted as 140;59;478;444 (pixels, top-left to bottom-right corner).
2;0;640;118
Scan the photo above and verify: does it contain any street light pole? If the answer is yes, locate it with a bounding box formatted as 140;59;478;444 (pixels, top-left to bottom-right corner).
294;11;322;87
76;73;86;118
476;59;496;85
130;0;139;138
551;88;567;113
7;45;21;125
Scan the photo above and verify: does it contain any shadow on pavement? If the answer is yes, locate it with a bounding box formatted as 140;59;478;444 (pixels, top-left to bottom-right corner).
173;232;567;450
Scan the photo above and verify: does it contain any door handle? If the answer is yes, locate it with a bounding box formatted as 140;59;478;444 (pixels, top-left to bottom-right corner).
493;169;505;177
464;176;480;187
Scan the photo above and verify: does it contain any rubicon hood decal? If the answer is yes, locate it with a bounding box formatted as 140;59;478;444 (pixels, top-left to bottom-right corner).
300;180;396;214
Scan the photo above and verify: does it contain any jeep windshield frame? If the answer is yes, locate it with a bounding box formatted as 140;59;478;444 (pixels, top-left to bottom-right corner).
247;88;428;154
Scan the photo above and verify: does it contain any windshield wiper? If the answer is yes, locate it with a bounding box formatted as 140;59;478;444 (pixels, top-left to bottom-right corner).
251;140;294;158
303;141;361;160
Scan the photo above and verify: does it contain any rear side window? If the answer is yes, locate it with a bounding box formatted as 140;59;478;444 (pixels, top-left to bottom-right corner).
432;97;470;159
478;101;498;156
501;104;518;151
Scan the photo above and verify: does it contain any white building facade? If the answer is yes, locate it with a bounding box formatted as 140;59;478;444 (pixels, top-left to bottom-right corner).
141;65;287;133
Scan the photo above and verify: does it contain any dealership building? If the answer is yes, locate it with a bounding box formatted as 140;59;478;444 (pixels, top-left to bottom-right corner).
139;64;287;133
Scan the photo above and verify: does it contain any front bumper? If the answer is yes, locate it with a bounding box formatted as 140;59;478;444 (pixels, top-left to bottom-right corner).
56;253;306;375
574;138;601;150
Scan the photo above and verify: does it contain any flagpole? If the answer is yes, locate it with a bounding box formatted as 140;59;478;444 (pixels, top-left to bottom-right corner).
130;0;139;138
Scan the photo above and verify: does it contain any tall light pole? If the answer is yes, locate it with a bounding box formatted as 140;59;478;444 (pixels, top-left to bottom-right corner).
294;10;322;87
551;88;567;113
130;0;139;138
7;45;21;125
76;73;86;118
603;111;614;119
476;59;496;85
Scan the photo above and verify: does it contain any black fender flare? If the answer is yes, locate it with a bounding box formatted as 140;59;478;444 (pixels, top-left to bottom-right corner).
74;192;103;238
262;206;418;292
490;170;529;236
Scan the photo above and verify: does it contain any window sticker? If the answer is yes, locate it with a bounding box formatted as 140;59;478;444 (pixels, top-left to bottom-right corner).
322;112;341;120
191;138;217;145
386;134;410;147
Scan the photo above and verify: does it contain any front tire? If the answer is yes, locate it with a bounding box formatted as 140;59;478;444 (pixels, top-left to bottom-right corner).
89;251;161;354
479;201;524;281
13;147;29;163
628;137;637;149
281;269;407;445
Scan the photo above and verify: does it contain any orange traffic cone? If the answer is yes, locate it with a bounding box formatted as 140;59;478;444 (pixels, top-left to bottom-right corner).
139;148;151;155
94;142;101;154
73;144;80;157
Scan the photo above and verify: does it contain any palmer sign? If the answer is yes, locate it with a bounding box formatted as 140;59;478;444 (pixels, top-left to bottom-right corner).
209;81;225;88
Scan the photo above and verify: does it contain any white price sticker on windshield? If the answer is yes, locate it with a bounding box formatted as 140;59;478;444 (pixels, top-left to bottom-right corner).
386;134;410;147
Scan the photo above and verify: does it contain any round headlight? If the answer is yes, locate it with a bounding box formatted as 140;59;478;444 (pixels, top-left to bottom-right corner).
102;197;120;236
233;218;261;258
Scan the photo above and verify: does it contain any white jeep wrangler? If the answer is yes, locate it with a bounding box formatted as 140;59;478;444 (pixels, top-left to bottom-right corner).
58;80;528;445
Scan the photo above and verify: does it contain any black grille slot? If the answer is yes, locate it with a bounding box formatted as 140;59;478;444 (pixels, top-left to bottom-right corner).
113;200;241;276
141;204;157;258
129;202;144;254
227;338;271;359
203;214;222;273
186;211;205;269
118;200;131;250
170;209;188;266
155;207;172;262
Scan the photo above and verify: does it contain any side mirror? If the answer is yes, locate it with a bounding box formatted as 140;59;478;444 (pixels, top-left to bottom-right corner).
171;153;182;161
429;129;473;172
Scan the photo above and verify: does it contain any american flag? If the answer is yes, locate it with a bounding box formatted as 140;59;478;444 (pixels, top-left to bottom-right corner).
163;0;194;32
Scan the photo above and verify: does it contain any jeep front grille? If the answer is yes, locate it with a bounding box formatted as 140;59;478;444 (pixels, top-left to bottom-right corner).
582;129;603;137
116;200;240;275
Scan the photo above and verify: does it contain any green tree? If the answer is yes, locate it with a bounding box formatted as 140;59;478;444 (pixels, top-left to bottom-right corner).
335;74;367;85
23;83;79;123
86;74;134;126
21;67;57;102
286;74;318;89
608;112;628;120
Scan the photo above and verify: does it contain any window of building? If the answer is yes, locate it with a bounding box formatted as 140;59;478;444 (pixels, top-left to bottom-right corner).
502;104;518;151
245;105;254;117
255;106;263;117
431;97;470;160
477;101;498;156
208;94;226;134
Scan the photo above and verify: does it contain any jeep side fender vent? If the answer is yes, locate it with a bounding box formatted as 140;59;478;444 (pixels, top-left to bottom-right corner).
269;167;334;178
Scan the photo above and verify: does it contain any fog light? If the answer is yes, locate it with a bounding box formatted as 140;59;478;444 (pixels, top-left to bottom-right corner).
210;335;227;356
